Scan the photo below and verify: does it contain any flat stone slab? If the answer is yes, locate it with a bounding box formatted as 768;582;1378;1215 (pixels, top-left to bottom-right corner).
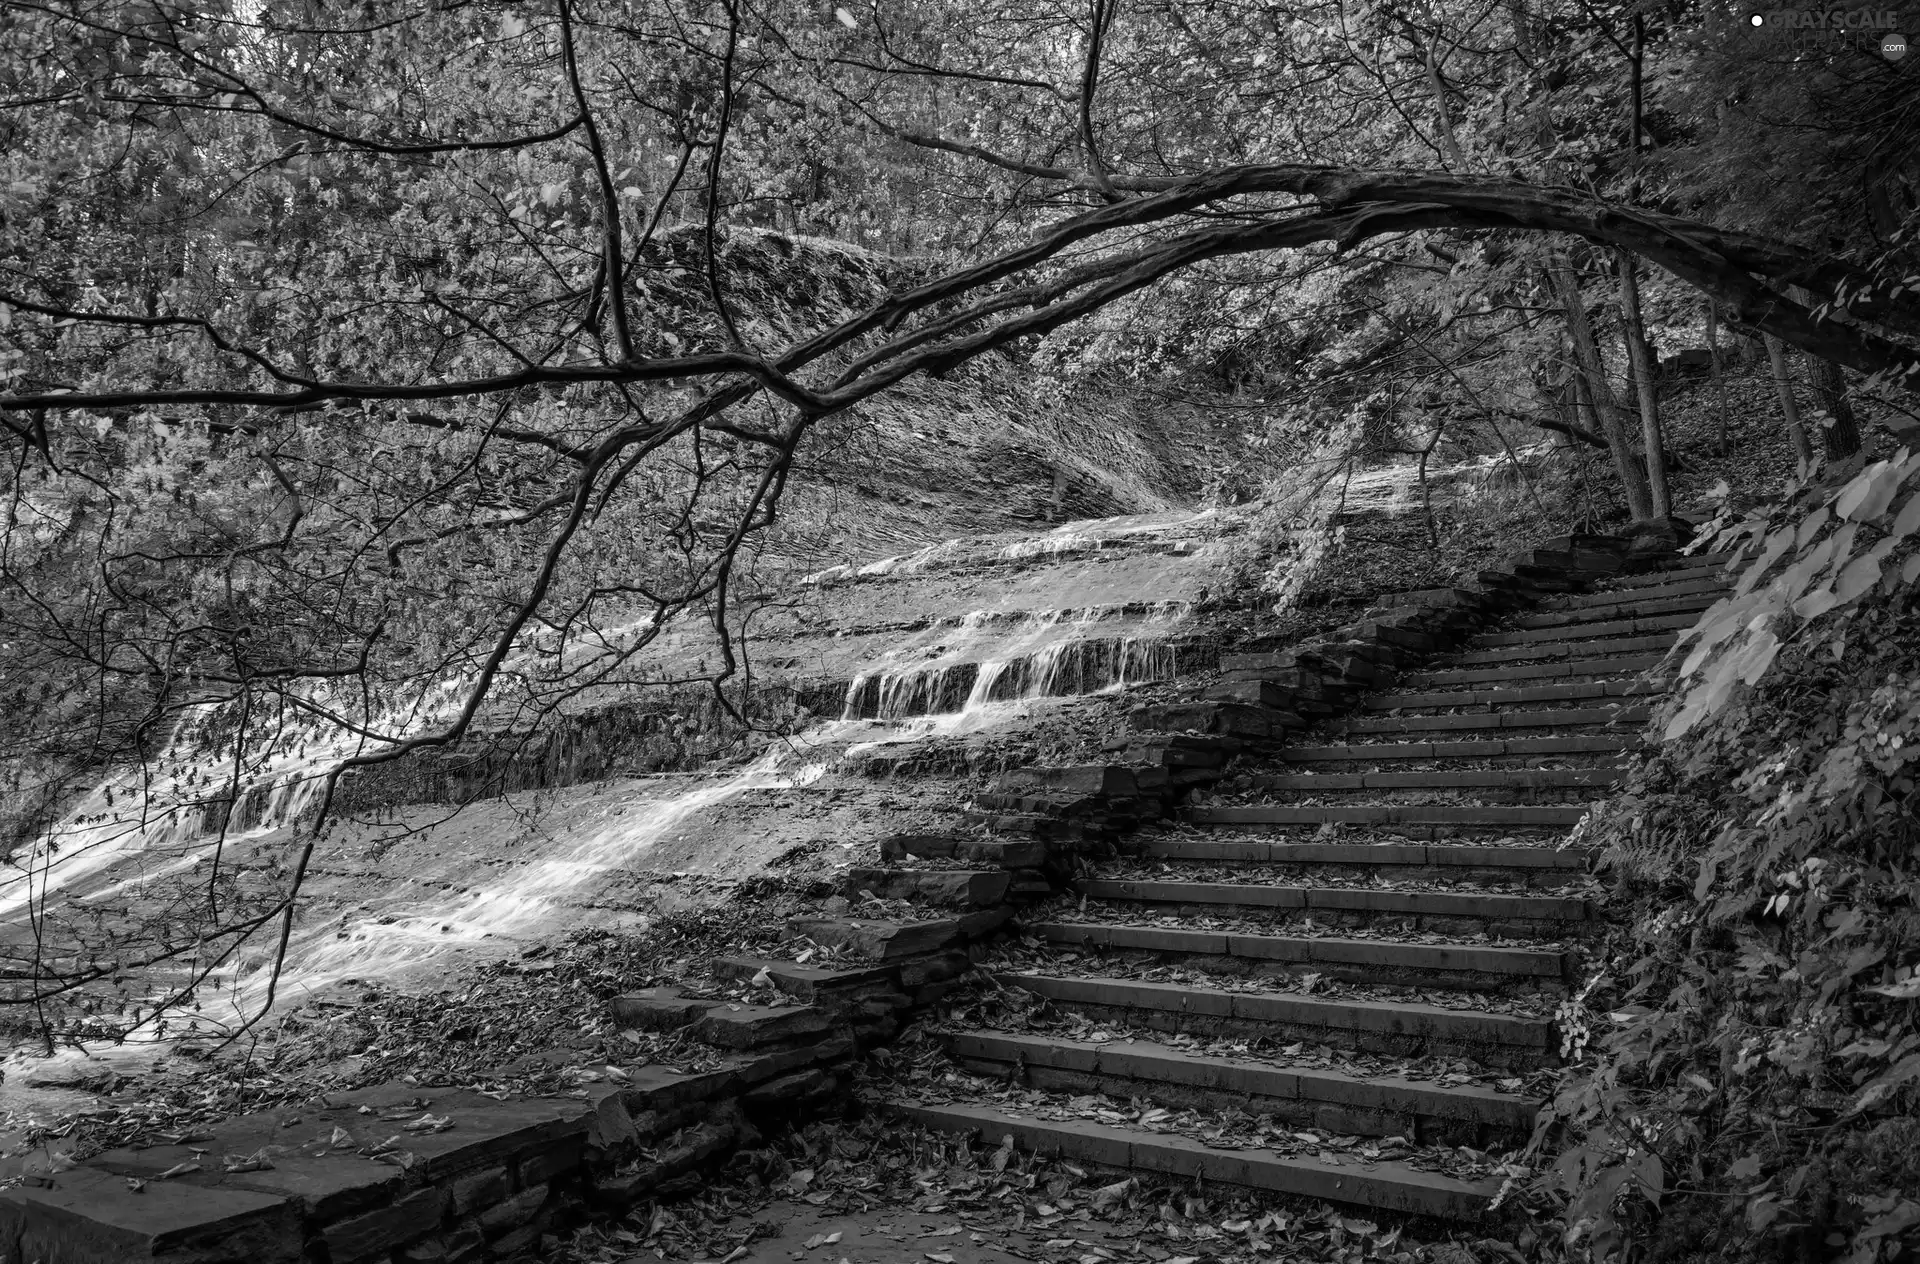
1337;705;1650;734
842;868;1013;907
1134;839;1594;870
879;835;1049;867
1453;634;1676;667
893;1102;1498;1221
948;1031;1537;1132
1282;735;1634;760
1400;653;1668;687
1027;923;1569;977
1002;972;1555;1051
696;1003;834;1049
1254;767;1620;791
1190;804;1589;828
610;986;727;1031
0;1166;301;1263
709;956;898;1001
786;916;964;959
1363;679;1662;710
1074;880;1590;920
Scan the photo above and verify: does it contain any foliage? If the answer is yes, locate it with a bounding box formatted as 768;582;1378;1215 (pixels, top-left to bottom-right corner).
1532;455;1920;1261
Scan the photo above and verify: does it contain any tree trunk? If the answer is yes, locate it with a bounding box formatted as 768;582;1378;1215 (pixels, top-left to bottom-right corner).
1763;334;1814;467
1785;284;1866;463
1550;253;1654;521
1809;357;1864;462
1615;249;1670;518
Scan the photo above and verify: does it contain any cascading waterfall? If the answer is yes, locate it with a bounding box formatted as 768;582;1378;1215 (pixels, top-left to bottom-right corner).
0;675;475;921
840;602;1191;722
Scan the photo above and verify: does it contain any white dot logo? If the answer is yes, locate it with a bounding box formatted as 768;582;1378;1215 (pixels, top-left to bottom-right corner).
1886;32;1910;57
1750;12;1765;24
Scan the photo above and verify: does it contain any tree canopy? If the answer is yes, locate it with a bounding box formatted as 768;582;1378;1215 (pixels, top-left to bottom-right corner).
2;0;1919;1022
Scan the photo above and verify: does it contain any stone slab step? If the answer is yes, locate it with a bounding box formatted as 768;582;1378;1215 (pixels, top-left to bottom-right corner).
1002;972;1555;1066
1545;575;1729;610
1651;550;1738;570
1469;610;1699;648
1191;805;1588;828
1134;838;1594;871
893;1101;1499;1221
1451;634;1675;667
1070;881;1589;924
1517;591;1720;627
786;908;1012;959
947;1030;1537;1141
842;867;1013;906
880;834;1049;868
1398;654;1667;688
1332;705;1649;734
1602;560;1735;588
1028;922;1570;979
1251;767;1620;791
1281;735;1635;761
710;956;899;1002
1362;679;1665;711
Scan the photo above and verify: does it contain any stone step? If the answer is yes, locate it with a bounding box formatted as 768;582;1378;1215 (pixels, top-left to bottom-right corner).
1028;922;1570;986
1451;634;1675;667
1650;550;1738;570
1191;804;1588;829
893;1101;1500;1221
1250;767;1621;791
710;956;899;1003
841;867;1013;906
1361;679;1664;710
1468;610;1700;648
786;908;1012;959
1330;705;1649;734
1074;880;1589;920
1600;559;1734;588
1003;973;1555;1067
1397;654;1667;688
1280;735;1635;761
880;834;1050;868
1543;574;1729;610
1133;838;1594;877
1508;591;1718;629
945;1031;1537;1145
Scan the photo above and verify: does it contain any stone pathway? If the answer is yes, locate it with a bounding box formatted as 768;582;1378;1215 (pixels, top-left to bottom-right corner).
871;547;1734;1226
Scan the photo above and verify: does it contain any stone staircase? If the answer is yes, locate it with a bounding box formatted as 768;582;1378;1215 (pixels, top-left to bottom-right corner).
878;548;1735;1225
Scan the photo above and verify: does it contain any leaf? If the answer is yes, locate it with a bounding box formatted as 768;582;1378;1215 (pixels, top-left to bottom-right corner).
834;6;858;26
1796;505;1831;548
1734;527;1795;598
1835;458;1902;520
1866;977;1920;999
1735;629;1781;684
1793;587;1839;620
1890;491;1920;540
1904;555;1920;586
1834;540;1897;604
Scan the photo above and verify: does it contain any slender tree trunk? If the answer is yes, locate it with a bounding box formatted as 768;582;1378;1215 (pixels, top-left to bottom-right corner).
1763;334;1814;467
1615;249;1670;518
1810;358;1864;462
1786;284;1865;463
1550;253;1654;521
1705;301;1731;454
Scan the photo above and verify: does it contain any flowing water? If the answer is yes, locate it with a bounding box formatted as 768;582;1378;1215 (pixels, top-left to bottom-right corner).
2;507;1226;1037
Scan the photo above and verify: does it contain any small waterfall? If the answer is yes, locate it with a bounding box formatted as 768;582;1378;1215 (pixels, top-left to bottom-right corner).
840;603;1191;722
